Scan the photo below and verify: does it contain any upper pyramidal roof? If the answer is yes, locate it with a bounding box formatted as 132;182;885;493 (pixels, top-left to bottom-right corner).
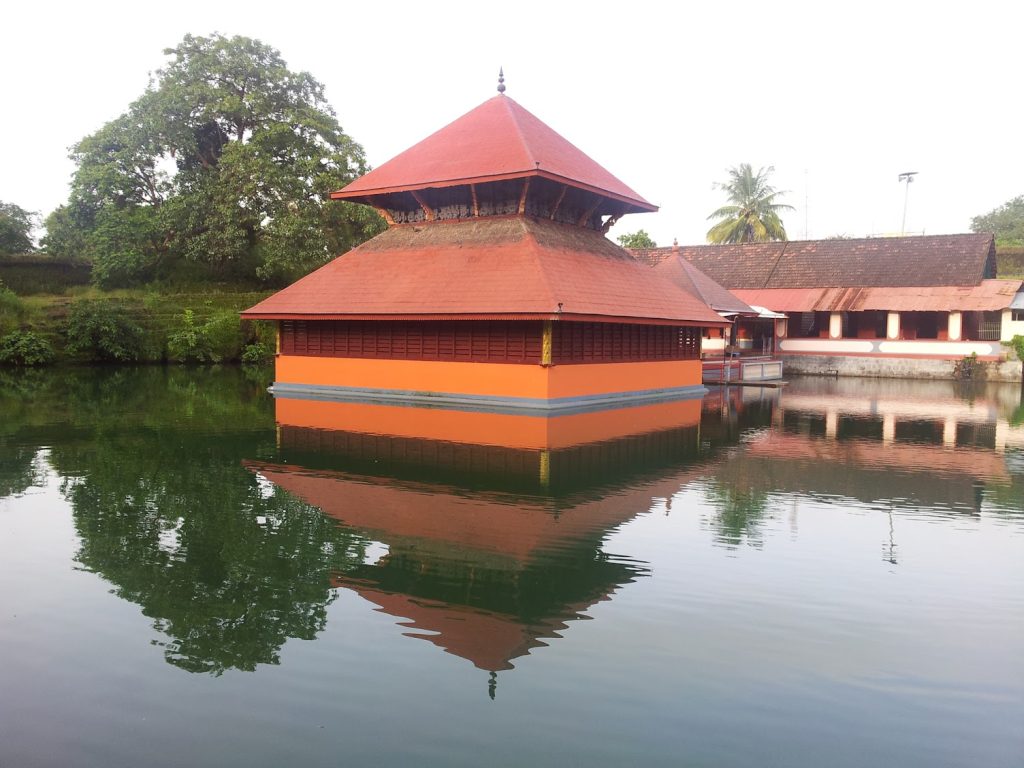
332;94;656;214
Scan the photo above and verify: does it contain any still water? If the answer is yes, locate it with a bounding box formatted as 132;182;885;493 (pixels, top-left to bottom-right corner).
1;367;1021;767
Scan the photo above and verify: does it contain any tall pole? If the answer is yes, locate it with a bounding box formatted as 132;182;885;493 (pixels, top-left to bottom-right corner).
804;168;809;239
898;171;917;235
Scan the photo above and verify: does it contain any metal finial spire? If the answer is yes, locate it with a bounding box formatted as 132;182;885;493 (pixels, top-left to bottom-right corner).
497;67;506;94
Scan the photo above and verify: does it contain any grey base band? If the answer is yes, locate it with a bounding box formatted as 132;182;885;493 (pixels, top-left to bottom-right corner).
269;382;709;416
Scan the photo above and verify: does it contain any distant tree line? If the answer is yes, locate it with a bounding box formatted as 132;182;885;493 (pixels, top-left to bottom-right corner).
972;195;1024;246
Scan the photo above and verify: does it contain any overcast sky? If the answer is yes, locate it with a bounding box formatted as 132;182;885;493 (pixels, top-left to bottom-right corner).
3;0;1021;247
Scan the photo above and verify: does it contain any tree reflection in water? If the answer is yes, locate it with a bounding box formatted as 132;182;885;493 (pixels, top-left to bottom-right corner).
0;366;370;675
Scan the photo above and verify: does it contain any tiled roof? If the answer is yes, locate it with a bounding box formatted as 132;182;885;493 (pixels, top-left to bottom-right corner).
653;253;755;315
332;95;655;212
732;280;1022;312
243;217;725;326
631;234;997;289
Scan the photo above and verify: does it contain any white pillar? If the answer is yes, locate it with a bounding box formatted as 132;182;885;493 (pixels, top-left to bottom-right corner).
825;409;839;440
829;312;843;340
943;417;957;447
886;312;901;340
948;311;962;341
773;406;785;428
995;420;1008;454
883;412;896;445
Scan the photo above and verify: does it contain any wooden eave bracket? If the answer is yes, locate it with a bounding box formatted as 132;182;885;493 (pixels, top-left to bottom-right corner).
410;190;436;221
549;184;568;220
518;178;531;215
601;209;624;234
577;194;603;227
369;196;396;226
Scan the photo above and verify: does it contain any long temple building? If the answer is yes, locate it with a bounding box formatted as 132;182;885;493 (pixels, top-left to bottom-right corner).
243;82;726;413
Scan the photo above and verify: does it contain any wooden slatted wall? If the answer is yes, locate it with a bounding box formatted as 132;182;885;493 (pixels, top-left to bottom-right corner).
281;320;544;364
551;323;700;363
280;320;701;364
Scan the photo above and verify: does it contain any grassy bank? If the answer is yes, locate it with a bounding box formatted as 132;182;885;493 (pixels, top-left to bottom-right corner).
0;285;275;365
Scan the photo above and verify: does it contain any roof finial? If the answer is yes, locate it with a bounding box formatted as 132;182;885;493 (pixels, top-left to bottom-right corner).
497;67;506;94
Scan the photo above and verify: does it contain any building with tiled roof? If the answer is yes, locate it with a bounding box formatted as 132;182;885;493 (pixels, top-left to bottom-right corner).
631;234;1024;375
244;87;726;411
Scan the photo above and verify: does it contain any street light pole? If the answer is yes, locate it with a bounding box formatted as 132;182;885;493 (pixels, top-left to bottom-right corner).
898;171;918;235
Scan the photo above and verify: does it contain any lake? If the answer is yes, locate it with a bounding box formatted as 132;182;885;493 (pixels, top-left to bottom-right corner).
1;367;1021;767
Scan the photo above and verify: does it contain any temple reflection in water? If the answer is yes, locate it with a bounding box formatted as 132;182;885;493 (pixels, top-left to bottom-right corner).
246;397;707;680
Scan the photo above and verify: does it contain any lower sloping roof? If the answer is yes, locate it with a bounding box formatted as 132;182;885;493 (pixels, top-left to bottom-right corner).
652;254;755;315
733;280;1022;312
244;217;725;326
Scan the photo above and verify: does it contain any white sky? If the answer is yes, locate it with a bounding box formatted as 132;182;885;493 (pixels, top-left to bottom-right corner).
2;0;1021;247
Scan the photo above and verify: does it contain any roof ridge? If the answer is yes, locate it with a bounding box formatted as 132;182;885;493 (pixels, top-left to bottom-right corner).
520;219;561;313
762;241;788;289
501;96;535;172
676;258;710;306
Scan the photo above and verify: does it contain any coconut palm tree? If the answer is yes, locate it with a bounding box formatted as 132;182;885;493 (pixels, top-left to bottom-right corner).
706;164;793;243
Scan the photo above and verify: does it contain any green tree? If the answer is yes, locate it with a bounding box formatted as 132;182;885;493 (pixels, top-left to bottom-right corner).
0;201;36;255
50;33;383;287
616;230;657;249
706;164;793;244
971;195;1024;246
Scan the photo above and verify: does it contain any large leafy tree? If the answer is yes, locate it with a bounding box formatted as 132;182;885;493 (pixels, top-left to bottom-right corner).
706;164;792;244
971;195;1024;246
0;201;36;255
44;33;383;286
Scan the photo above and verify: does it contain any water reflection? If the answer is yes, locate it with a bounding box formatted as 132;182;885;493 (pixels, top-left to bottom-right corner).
698;378;1024;551
1;367;1022;681
246;398;710;678
0;367;371;675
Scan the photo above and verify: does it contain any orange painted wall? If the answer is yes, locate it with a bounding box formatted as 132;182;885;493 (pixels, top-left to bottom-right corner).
275;356;702;400
275;398;702;451
547;360;701;397
276;356;549;398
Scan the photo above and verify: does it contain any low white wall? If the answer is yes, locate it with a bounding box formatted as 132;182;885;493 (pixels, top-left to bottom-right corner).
780;338;1004;358
782;354;1022;382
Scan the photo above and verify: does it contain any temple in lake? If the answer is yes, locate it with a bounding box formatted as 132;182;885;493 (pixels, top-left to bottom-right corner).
243;77;725;413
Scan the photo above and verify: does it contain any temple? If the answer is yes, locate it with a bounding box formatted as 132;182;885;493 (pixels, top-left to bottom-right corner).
243;81;726;413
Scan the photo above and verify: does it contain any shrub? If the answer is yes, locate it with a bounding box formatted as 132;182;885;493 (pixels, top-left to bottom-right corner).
0;331;55;366
65;300;145;362
1007;335;1024;362
167;309;215;363
0;282;26;332
241;341;273;365
953;352;986;380
167;309;244;363
203;311;245;361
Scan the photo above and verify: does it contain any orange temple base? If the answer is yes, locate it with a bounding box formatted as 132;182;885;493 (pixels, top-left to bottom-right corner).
271;355;705;415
